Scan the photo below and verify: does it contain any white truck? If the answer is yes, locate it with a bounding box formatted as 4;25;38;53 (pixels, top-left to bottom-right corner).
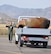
15;16;51;48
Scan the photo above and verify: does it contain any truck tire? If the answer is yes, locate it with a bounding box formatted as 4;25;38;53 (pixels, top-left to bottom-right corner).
15;41;18;44
20;40;24;47
20;43;23;47
43;42;47;48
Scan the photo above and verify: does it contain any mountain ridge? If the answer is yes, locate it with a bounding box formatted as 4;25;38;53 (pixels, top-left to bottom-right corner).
0;4;51;19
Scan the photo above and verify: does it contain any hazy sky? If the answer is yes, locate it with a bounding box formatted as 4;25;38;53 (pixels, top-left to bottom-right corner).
0;0;51;9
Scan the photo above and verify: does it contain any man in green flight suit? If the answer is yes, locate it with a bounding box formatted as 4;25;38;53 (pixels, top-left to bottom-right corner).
6;22;14;42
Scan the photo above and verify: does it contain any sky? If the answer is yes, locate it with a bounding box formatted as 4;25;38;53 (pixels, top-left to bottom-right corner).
0;0;51;9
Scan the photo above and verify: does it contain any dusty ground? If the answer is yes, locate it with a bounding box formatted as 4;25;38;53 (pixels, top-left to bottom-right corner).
0;36;51;54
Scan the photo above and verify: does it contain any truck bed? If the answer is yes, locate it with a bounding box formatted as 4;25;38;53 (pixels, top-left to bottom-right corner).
16;28;51;36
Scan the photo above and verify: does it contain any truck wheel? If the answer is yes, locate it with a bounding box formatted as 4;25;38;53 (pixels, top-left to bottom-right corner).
15;41;18;44
20;40;24;47
43;42;47;48
20;43;23;47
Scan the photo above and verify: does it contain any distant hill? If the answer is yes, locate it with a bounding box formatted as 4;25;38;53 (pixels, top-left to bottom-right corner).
0;4;51;25
0;4;51;19
0;13;17;24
